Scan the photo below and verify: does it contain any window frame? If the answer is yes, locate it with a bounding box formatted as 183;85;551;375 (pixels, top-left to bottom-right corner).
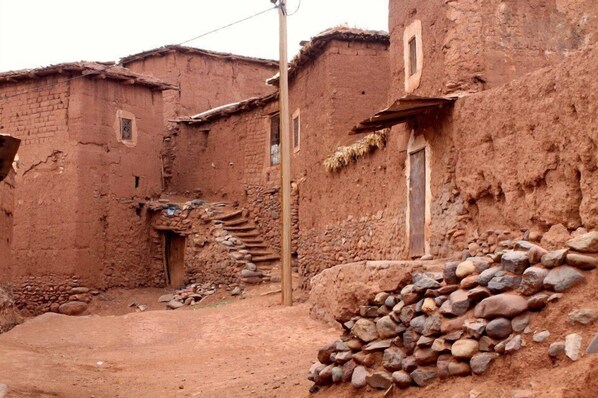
292;109;300;153
269;112;281;166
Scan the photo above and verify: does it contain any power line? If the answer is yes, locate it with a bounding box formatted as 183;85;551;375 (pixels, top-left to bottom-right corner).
0;5;277;100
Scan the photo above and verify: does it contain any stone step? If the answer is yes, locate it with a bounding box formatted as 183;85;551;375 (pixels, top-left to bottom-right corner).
223;218;250;227
253;255;281;263
248;250;276;257
240;238;266;244
234;231;261;238
245;243;269;249
210;209;243;221
225;225;257;232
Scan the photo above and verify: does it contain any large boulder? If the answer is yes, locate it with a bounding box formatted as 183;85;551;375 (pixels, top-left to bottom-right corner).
473;294;528;319
58;301;88;316
566;231;598;253
309;261;427;324
543;266;586;292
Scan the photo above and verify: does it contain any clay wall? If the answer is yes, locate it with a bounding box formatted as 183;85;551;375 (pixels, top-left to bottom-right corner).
0;76;166;313
123;52;278;121
389;0;598;97
448;44;598;243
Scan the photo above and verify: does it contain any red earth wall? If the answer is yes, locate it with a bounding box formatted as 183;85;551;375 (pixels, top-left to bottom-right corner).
123;52;278;121
0;76;167;313
389;0;598;97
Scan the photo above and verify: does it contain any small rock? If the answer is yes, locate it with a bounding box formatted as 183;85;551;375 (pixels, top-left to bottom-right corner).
460;275;479;289
422;298;437;315
528;245;547;264
423;315;442;336
446;289;471;316
452;339;479;359
511;312;530;332
448;361;471;377
548;341;566;359
541;249;569;268
511;390;535;398
384;295;396;308
334;351;352;364
501;251;530;275
527;293;549;311
566;253;598;270
414;276;441;292
363;339;392;352
377;316;400;339
342;359;356;382
505;335;523;354
432;338;452;352
383;347;405;371
70;287;89;294
464;319;487;339
314;364;333;386
352;319;379;342
543;266;586;292
158;294;174;303
533;331;550;343
479;336;497;352
470;352;498;375
488;275;522;293
456;261;476;279
366;371;393;390
478;267;502;286
414;347;439;365
568;309;597;325
444;261;460;285
565;333;582;361
401;356;418;373
410;367;437;387
486;318;512;339
392;370;412;389
353;352;377;367
566;231;598;253
231;287;242;296
373;292;390;306
331;367;343;383
519;267;549;296
351;366;368;388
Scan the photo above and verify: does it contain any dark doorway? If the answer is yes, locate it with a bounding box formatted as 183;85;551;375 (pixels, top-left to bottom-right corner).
164;232;186;288
409;148;426;258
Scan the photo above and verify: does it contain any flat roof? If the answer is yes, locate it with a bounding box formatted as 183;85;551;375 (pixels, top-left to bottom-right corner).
0;61;179;91
120;45;278;68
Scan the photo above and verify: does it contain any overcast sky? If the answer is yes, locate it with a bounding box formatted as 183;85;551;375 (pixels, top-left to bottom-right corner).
0;0;388;72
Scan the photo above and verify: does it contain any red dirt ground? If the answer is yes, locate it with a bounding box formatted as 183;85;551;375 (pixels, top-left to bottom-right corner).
1;278;597;398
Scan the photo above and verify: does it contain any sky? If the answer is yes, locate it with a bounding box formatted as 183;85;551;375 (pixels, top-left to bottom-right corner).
0;0;388;72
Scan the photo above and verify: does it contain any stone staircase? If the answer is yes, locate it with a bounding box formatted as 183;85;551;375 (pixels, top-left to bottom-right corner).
208;203;280;284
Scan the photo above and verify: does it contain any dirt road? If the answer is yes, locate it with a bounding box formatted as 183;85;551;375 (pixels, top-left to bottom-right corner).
0;287;338;398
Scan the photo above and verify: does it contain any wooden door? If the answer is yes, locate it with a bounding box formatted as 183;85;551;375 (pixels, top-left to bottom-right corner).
165;232;186;288
409;149;426;258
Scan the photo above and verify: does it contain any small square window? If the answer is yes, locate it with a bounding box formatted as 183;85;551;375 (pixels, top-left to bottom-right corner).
120;117;133;141
409;37;418;76
292;112;300;151
270;114;280;166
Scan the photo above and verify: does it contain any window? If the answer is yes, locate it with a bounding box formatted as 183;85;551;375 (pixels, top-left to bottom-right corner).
120;117;133;141
409;37;417;76
292;110;300;152
270;113;280;165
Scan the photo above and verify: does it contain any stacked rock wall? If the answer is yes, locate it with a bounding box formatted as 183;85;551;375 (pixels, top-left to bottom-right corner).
307;231;598;391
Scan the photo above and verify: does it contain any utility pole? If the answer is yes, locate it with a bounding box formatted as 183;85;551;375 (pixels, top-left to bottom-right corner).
275;0;293;306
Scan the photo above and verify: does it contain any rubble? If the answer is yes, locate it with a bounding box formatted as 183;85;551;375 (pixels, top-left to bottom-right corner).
307;232;598;391
160;283;217;309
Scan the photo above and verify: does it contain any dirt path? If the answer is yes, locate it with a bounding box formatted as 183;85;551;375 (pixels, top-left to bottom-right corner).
0;287;338;398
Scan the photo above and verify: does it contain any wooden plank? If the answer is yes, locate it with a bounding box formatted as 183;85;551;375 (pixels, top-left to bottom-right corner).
409;149;426;258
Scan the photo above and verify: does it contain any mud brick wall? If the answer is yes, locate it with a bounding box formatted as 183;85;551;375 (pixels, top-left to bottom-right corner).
0;76;168;312
123;51;277;122
389;0;598;97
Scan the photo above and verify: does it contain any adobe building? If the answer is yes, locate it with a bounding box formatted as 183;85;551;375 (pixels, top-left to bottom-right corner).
174;28;392;284
349;0;598;260
0;63;176;314
120;45;278;122
120;46;278;189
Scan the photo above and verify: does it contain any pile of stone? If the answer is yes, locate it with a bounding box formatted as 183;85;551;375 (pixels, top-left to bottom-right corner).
308;231;598;392
159;283;217;309
212;223;268;285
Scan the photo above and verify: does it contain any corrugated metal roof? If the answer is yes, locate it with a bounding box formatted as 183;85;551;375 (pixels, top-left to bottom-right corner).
351;95;456;134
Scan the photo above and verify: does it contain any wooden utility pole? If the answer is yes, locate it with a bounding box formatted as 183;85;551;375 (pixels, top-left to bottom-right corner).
277;0;293;306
